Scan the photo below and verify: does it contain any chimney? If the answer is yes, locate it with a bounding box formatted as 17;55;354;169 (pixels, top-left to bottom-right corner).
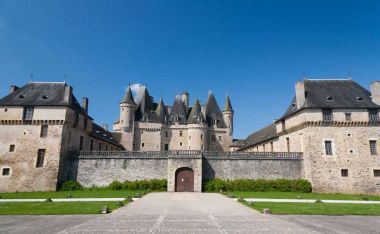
9;85;19;94
64;85;73;105
295;81;306;109
371;81;380;105
103;124;109;131
82;97;89;114
181;91;189;108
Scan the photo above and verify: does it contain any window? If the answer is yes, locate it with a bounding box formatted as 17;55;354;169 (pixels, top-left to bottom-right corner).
281;120;286;131
325;141;333;155
211;134;216;142
142;143;145;147
374;170;380;177
73;113;79;127
106;145;108;151
180;142;183;146
345;113;352;121
36;149;45;168
189;135;191;140
9;145;15;152
4;108;8;112
164;144;169;151
179;131;183;137
263;144;266;152
270;142;274;152
201;144;204;150
79;136;84;151
23;107;34;120
286;137;290;152
218;136;222;141
165;132;168;138
200;134;203;140
40;125;48;137
90;140;94;151
369;109;379;121
341;169;348;177
322;109;333;121
2;168;10;176
98;142;102;150
83;118;88;130
370;140;377;155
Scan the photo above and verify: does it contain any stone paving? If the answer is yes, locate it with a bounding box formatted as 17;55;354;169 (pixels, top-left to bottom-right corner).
59;192;317;233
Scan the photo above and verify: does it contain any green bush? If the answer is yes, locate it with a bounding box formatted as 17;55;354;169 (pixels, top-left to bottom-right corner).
60;180;82;191
202;179;312;193
107;179;167;191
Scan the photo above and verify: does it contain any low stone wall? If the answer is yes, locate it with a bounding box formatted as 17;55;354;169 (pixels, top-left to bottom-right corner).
66;151;303;188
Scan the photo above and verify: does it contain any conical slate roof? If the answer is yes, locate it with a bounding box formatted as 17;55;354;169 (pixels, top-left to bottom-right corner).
205;91;226;128
155;97;167;123
223;95;233;112
121;86;136;105
187;99;204;124
170;95;187;123
134;86;155;121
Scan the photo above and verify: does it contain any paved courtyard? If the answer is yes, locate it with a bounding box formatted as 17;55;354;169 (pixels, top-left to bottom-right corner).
1;193;380;233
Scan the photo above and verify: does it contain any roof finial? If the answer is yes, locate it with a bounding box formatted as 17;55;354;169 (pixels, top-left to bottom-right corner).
348;72;352;80
29;73;33;83
302;72;307;80
64;74;67;84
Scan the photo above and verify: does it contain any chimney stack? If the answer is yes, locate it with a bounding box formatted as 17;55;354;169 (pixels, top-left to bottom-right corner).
371;81;380;105
103;124;109;131
9;85;19;94
295;81;306;109
64;85;73;105
82;97;89;114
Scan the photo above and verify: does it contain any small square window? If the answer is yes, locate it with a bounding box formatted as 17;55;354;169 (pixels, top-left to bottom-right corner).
179;131;183;137
180;142;183;146
341;169;348;177
4;108;7;112
142;143;145;147
322;109;333;121
374;170;380;177
345;113;352;121
9;145;15;152
2;168;10;176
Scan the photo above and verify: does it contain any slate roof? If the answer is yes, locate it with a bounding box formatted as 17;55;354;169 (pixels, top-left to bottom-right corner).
121;86;136;105
90;123;124;149
134;86;156;121
205;91;227;128
238;123;277;151
279;79;380;120
170;96;188;124
187;99;205;124
155;97;167;123
224;95;233;112
0;82;88;116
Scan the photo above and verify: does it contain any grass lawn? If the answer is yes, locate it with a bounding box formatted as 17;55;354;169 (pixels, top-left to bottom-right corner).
0;190;146;199
0;201;125;215
228;191;380;201
242;201;380;215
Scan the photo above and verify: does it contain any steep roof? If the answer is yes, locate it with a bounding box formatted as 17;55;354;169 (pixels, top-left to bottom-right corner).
170;96;187;123
223;95;233;112
187;99;204;124
238;123;278;151
90;123;124;149
134;86;156;121
121;86;136;105
205;91;226;128
279;79;380;120
155;97;167;123
0;82;87;116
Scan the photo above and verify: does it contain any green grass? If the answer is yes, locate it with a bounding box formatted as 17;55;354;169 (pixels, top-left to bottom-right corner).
0;201;126;215
242;201;380;215
228;191;380;201
0;190;145;199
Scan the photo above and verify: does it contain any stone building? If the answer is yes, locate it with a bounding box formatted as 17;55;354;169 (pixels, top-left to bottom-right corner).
0;82;123;192
112;85;234;152
236;79;380;194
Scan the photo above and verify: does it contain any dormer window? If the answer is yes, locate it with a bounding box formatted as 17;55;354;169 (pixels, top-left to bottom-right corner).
322;109;333;121
369;109;379;121
42;95;48;99
356;96;363;101
326;96;333;101
18;95;25;99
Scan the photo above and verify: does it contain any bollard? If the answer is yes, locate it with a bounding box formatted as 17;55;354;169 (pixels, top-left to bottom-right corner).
263;208;271;215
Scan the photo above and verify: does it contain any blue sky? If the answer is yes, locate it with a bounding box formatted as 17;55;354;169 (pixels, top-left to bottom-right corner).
0;0;379;139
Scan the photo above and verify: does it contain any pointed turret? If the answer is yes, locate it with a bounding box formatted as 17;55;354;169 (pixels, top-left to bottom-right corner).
187;99;204;123
156;97;167;123
134;86;155;121
121;86;136;105
170;95;187;123
223;95;233;112
205;91;226;128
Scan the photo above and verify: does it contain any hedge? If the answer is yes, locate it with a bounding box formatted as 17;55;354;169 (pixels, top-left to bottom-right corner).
108;179;167;191
60;180;83;191
202;179;312;193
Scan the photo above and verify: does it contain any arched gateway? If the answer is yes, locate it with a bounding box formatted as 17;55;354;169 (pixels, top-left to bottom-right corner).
175;167;194;192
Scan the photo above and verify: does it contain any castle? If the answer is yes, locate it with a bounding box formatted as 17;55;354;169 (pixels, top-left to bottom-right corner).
112;85;233;152
0;79;380;194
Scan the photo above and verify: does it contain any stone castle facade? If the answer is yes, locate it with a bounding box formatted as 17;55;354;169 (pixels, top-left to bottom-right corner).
0;79;380;195
112;85;233;152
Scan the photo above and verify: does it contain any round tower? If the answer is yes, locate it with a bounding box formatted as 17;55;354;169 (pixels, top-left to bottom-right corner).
223;94;234;136
120;86;136;133
187;99;207;150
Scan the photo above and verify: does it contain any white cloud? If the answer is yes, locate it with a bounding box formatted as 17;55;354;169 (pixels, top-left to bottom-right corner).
129;83;143;94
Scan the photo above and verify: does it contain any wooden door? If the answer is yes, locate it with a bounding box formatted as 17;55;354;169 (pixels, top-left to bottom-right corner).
175;167;194;192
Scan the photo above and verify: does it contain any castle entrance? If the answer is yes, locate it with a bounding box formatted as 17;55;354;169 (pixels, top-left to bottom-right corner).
175;167;194;192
